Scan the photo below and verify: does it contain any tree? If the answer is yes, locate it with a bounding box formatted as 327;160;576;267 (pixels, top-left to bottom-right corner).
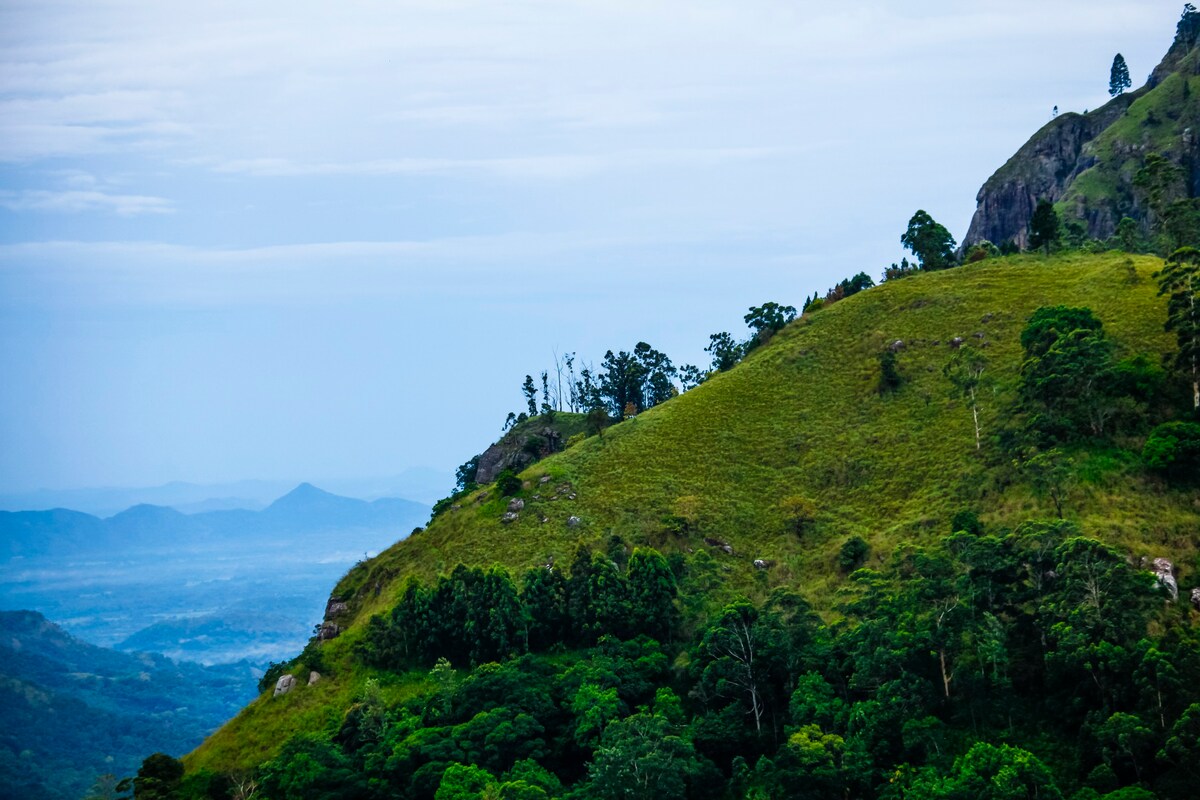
901;210;957;270
583;707;698;799
1020;306;1117;439
1115;216;1141;252
1023;449;1075;518
677;363;705;390
1029;198;1060;255
943;344;990;450
435;763;496;800
585;406;610;438
627;548;679;643
455;455;481;494
539;371;552;415
705;331;744;372
521;375;537;416
1142;421;1200;480
744;302;797;347
702;601;771;732
133;754;183;800
1157;247;1200;409
1109;53;1131;97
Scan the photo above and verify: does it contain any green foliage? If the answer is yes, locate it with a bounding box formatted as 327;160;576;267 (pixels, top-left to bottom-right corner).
1031;198;1061;254
496;469;522;497
522;375;538;417
1019;306;1121;440
1115;217;1142;253
950;509;983;535
744;301;798;346
879;348;903;393
902;209;957;270
455;456;481;494
134;753;184;800
837;536;869;572
1157;247;1200;409
944;344;991;450
435;763;495;799
1142;421;1200;479
924;742;1064;799
965;241;1001;263
705;331;745;372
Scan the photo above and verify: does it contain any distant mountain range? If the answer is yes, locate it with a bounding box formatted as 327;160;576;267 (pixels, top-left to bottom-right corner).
0;609;257;800
0;467;450;517
0;483;429;560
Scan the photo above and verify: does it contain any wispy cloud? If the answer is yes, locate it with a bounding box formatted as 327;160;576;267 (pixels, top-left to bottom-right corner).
0;189;173;215
208;147;791;180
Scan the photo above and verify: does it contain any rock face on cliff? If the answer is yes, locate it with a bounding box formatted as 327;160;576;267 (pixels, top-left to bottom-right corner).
963;14;1200;249
473;413;587;485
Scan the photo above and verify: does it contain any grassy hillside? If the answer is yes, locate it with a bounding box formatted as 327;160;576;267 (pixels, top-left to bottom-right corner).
187;251;1199;775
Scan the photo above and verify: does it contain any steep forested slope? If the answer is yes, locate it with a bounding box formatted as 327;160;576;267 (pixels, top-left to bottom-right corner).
181;252;1200;800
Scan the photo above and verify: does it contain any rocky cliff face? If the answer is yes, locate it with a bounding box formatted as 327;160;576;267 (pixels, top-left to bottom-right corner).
963;98;1136;249
963;18;1200;249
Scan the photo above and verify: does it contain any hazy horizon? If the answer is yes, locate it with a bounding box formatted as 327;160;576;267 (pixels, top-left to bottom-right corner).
0;1;1182;494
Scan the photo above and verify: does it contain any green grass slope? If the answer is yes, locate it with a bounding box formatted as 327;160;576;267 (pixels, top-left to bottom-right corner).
188;251;1198;773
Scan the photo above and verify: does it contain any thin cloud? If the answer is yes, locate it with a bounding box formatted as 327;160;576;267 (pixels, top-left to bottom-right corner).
209;147;792;180
0;189;173;215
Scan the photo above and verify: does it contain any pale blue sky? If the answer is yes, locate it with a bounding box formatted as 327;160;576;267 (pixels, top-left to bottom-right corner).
0;1;1181;494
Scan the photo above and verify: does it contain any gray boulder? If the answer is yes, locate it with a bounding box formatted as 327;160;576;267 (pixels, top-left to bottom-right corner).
1192;587;1200;611
273;674;296;697
508;498;525;512
308;671;321;686
567;516;581;528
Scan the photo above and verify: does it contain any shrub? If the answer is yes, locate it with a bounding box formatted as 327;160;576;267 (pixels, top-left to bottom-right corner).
837;536;869;572
566;432;586;448
878;350;903;393
950;509;983;535
496;469;523;497
522;434;547;457
1143;421;1200;481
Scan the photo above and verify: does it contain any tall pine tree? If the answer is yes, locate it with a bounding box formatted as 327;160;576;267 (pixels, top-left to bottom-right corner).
1109;53;1131;97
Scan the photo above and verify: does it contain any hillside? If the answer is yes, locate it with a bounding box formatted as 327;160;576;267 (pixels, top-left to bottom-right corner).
184;251;1200;797
0;611;256;800
965;9;1200;248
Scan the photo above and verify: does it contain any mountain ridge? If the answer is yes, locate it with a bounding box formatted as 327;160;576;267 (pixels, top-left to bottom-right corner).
0;483;429;560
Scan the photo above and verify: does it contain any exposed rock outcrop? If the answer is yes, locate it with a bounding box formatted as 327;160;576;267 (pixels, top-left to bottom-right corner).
1153;557;1179;601
963;96;1137;249
308;671;321;686
963;19;1200;249
1192;586;1200;611
273;674;296;697
476;424;566;484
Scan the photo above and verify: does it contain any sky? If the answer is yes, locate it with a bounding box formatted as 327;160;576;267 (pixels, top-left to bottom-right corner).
0;1;1183;497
